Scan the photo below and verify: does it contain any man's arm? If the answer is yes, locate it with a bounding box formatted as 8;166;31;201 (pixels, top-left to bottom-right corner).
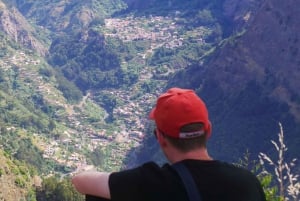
72;171;111;199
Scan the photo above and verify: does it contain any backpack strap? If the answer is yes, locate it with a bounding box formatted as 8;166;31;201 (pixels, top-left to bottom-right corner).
172;162;203;201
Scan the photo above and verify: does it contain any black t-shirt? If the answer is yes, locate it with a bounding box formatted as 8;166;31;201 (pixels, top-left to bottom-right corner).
109;160;266;201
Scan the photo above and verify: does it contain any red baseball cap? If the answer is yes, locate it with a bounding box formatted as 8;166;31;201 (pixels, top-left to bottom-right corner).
149;88;211;139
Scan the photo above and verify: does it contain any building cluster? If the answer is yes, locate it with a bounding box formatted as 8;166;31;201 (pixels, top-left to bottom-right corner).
1;50;159;172
40;88;156;171
105;16;184;49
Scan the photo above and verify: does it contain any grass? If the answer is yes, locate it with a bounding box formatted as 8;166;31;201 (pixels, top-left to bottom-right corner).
258;123;299;201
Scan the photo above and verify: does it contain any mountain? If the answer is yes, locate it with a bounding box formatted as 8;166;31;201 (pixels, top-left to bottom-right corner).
192;0;300;161
6;0;126;32
124;0;263;29
0;0;299;199
131;0;300;164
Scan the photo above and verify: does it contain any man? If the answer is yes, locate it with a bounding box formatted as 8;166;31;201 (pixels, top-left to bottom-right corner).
72;87;266;201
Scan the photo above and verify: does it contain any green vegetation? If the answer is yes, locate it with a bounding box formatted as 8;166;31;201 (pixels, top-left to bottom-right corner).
0;0;299;200
36;176;84;201
258;123;299;201
86;146;105;167
48;30;138;92
12;0;127;32
0;149;39;201
220;123;299;201
0;126;59;175
80;99;107;123
55;72;83;104
0;32;15;57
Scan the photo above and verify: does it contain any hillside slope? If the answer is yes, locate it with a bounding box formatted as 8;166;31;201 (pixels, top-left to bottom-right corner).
0;149;39;200
127;0;300;167
167;0;300;161
8;0;126;32
0;0;298;195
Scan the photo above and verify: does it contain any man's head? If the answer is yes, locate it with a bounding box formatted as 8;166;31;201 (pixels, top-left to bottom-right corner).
150;87;211;140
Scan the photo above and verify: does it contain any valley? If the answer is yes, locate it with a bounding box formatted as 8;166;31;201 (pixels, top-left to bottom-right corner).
0;0;299;200
0;12;212;174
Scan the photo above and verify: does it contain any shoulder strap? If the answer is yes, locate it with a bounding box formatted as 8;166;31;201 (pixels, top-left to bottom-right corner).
172;162;203;201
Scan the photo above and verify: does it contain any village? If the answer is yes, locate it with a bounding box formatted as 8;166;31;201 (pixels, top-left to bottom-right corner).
104;15;185;49
0;13;208;173
0;49;158;173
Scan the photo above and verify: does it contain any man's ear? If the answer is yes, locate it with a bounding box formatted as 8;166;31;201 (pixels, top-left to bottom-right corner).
205;121;212;139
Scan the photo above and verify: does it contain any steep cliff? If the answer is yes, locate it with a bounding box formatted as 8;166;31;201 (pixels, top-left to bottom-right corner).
202;0;300;119
0;1;48;56
8;0;126;33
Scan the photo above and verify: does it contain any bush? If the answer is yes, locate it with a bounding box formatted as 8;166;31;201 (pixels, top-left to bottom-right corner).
238;123;299;201
36;176;84;201
15;177;26;188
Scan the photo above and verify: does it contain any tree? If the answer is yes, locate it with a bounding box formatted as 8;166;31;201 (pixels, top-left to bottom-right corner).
88;146;105;166
55;73;83;103
36;176;84;201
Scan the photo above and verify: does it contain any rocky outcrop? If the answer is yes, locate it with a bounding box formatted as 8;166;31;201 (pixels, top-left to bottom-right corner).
10;0;126;33
0;2;48;56
203;0;300;106
223;0;264;29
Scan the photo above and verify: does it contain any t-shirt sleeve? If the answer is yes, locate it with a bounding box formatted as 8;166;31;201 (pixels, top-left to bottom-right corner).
251;174;267;201
236;168;267;201
86;195;110;201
